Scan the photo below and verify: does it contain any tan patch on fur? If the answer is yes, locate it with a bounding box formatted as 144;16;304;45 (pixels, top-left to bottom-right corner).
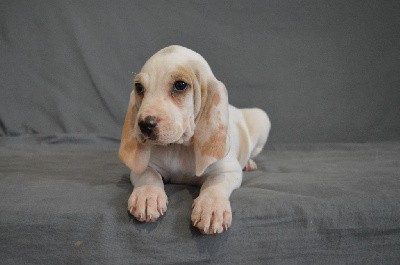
170;67;194;109
119;105;150;175
119;107;137;161
171;67;193;83
194;81;208;124
196;85;226;159
211;90;221;104
202;90;221;122
193;79;229;176
200;124;227;159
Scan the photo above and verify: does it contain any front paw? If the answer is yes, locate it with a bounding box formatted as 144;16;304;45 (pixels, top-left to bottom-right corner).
128;185;168;222
191;192;232;234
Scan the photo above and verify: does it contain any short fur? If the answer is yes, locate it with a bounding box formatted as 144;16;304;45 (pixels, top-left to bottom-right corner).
119;45;271;234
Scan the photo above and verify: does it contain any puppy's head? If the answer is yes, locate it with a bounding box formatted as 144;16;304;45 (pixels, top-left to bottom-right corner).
119;45;229;176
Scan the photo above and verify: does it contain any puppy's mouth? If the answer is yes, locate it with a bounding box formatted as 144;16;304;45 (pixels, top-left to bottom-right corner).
138;134;159;145
137;132;183;146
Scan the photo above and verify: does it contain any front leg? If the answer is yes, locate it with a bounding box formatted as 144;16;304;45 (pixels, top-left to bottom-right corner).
191;170;242;234
128;167;168;222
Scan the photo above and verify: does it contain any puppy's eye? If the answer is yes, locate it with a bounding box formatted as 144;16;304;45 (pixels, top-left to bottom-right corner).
173;81;188;92
135;83;144;96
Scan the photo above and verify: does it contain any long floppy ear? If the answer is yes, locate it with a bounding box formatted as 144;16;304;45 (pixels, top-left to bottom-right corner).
193;79;230;176
119;94;151;176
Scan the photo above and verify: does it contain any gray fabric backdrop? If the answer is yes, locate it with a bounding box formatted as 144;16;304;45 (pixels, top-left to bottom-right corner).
1;0;400;143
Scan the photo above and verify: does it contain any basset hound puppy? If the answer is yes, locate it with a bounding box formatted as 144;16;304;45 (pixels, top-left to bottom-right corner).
119;45;271;234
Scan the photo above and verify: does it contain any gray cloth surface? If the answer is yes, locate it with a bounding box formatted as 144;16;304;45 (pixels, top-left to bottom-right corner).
1;135;399;264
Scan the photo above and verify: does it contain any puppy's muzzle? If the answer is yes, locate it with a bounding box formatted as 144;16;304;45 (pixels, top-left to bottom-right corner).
138;116;158;140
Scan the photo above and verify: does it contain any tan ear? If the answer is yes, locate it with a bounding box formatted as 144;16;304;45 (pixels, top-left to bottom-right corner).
193;79;230;176
119;97;151;176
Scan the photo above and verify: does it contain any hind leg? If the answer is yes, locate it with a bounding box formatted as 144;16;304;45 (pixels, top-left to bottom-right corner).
243;159;257;171
241;108;271;159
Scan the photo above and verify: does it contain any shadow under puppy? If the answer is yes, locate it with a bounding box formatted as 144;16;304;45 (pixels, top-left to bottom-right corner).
119;45;271;234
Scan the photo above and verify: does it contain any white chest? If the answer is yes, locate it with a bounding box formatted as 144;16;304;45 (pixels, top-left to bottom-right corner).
148;144;200;184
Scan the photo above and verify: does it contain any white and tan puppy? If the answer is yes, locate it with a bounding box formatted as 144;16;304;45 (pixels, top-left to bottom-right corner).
119;45;270;234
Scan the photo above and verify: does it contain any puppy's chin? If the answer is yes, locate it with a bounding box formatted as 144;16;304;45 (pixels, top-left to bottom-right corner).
137;133;186;146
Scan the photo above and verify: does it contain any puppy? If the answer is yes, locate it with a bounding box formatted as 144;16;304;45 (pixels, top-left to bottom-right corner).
119;45;271;234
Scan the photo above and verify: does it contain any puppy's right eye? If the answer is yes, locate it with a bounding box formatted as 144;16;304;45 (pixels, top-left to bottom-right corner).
135;83;144;96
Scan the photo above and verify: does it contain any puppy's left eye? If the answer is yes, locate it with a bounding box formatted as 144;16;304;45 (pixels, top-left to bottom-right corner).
173;81;188;92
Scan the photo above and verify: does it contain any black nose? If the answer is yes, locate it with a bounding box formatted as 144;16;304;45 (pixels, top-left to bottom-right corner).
138;116;157;139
